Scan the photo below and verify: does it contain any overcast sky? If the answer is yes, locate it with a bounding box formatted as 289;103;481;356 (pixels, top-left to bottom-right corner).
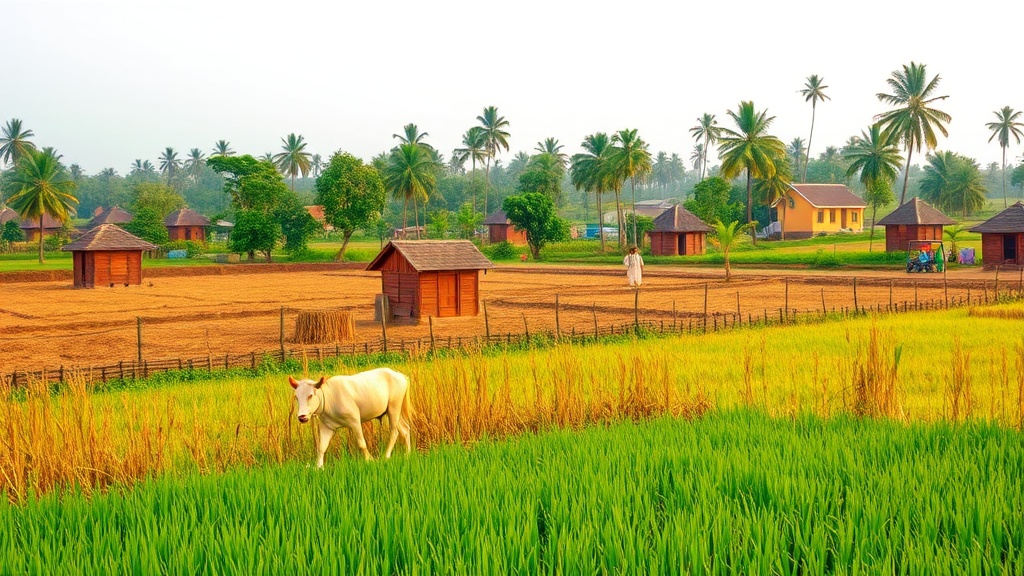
4;0;1022;175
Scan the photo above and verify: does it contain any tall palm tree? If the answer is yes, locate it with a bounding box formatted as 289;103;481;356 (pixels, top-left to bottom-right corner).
570;132;614;252
258;152;274;163
476;106;511;215
787;137;806;177
0;118;37;168
535;138;567;171
668;153;685;191
844;124;903;248
986;106;1024;208
212;140;234;156
130;159;146;175
919;151;986;218
652;151;670;194
453;126;488;212
609;129;653;247
158;147;181;186
185;148;206;183
384;142;438;238
690;144;704;172
689;114;720;181
752;148;793;238
874;61;951;205
393;123;431;147
99;168;117;178
69;164;84;182
3;148;78;263
799;75;830;182
273;133;312;191
717;101;786;244
311;154;323;179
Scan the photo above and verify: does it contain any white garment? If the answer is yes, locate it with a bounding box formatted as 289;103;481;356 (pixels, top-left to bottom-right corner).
624;252;644;287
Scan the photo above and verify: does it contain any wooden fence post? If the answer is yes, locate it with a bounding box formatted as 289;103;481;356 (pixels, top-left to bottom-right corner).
429;316;435;351
852;277;858;313
633;290;639;329
703;283;709;318
889;280;894;311
784;279;789;320
592;303;598;337
914;282;919;309
279;307;286;360
136;316;143;363
735;291;740;318
995;265;1000;299
380;308;388;353
483;300;490;343
522;313;530;340
820;288;826;315
672;300;677;330
555;294;561;340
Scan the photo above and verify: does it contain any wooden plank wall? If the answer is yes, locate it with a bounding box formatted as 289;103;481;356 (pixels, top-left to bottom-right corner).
458;271;478;315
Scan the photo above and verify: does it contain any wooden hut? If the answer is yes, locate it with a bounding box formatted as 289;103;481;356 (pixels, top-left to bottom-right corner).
970;202;1024;268
61;224;157;288
485;209;528;245
19;213;64;242
366;240;494;318
87;206;134;229
647;205;712;256
164;208;210;241
875;198;956;253
0;207;18;226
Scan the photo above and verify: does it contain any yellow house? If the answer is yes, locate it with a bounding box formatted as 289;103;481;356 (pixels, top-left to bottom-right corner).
771;184;866;239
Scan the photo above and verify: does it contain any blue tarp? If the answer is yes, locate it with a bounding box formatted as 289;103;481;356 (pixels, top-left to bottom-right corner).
168;249;187;259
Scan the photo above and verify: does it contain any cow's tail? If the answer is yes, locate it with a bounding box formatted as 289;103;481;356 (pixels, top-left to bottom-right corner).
398;370;414;427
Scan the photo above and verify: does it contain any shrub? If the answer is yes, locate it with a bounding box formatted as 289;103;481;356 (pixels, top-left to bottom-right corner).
164;240;205;258
487;241;519;260
810;249;842;269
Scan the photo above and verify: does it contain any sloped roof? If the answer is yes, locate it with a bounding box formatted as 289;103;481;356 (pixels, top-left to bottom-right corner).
19;213;63;229
0;207;18;225
164;207;210;227
305;205;326;222
970;202;1024;233
88;206;134;228
786;184;866;208
484;209;512;226
366;240;494;272
876;197;956;226
651;205;713;233
60;224;157;252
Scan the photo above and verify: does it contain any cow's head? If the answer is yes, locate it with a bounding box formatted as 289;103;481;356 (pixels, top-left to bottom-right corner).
289;376;325;423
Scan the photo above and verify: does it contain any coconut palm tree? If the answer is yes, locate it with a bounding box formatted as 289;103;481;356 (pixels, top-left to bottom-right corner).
99;168;117;178
185;148;206;183
690;144;704;172
212;140;234;156
311;154;323;179
689;114;720;181
158;147;181;186
874;61;951;205
652;151;670;194
0;118;37;168
668;154;686;191
69;164;84;182
752;148;793;238
476;106;511;215
709;219;754;281
919;151;986;218
609;129;653;248
393;123;431;148
258;152;274;163
384;142;438;238
844;124;903;248
799;75;830;182
3;148;78;263
453;126;488;212
787;137;806;178
273;133;312;191
717;101;786;244
986;106;1024;209
534;138;567;171
570;132;614;253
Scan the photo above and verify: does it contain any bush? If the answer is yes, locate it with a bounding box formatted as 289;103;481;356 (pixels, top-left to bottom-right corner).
43;230;72;252
810;249;842;269
487;241;520;260
164;240;205;258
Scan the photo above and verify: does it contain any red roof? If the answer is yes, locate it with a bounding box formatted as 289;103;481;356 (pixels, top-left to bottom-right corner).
61;224;157;252
366;240;494;272
780;184;866;208
164;208;210;227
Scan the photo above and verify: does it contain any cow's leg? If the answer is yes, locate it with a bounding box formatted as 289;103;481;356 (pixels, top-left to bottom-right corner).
384;407;402;459
352;421;373;461
398;410;412;454
316;423;335;469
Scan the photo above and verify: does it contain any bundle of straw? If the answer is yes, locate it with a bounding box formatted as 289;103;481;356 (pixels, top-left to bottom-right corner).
293;309;356;344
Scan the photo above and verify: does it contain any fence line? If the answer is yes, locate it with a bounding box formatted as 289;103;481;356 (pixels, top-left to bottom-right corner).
4;289;1019;390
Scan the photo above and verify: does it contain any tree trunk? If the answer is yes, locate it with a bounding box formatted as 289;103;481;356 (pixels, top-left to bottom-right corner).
413;195;421;239
724;248;731;281
746;170;757;245
402;196;409;237
781;203;787;241
1002;146;1008;209
597;191;606;253
614;188;625;250
630;177;638;248
803;103;816;182
471;157;477;213
869;203;878;252
900;146;914;205
335;231;353;261
37;215;45;264
483;157;491;217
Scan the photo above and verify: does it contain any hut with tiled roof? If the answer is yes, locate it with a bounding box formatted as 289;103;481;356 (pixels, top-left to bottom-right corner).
484;209;527;245
366;240;494;318
164;207;210;241
87;206;134;229
770;184;866;239
970;202;1024;268
61;224;157;288
647;205;713;256
875;198;956;253
19;213;64;242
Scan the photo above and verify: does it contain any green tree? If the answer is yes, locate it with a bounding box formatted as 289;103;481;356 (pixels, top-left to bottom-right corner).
609;129;653;248
393;124;431;147
717;101;786;244
453;126;488;212
455;202;483;239
534;138;567;171
3;148;78;262
516;152;564;203
276;192;320;255
799;75;830;182
0;118;37;168
502;192;569;259
122;207;170;245
624;213;654;248
684;176;736;225
689;114;720;181
874;61;951;204
2;220;24;243
709;219;753;281
943;225;966;263
570;133;614;252
752;147;793;236
315;152;386;259
787;138;806;178
919;152;986;218
477;106;511;215
311;154;323;178
158;147;181;186
986;106;1024;208
384;143;438;238
229;210;280;262
1012;163;1024;199
844;125;902;249
185;148;207;184
212;140;234;156
131;182;185;218
207;155;288;214
427;209;451;239
273;133;312;191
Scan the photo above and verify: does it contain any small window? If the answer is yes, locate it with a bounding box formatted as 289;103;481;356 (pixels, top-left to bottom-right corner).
829;209;836;223
817;210;824;224
852;212;858;223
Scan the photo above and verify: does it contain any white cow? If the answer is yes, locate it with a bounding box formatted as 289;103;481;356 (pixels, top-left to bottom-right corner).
289;367;412;467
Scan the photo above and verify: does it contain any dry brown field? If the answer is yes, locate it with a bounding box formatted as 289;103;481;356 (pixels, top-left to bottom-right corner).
0;264;1002;374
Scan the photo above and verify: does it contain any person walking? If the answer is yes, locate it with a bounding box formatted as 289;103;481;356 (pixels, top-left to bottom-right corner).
624;246;644;288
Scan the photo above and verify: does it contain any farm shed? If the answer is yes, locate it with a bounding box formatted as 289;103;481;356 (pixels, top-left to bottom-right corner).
164;207;210;241
771;184;866;239
87;206;134;229
647;205;712;256
0;206;18;225
19;213;64;242
366;240;494;318
875;198;955;253
485;209;528;245
61;224;157;288
970;202;1024;268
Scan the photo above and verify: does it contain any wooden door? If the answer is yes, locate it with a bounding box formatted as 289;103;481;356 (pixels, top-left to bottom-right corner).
438;272;459;317
109;252;130;285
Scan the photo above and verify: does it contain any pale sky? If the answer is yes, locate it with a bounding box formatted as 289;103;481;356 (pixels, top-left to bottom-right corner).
4;0;1023;175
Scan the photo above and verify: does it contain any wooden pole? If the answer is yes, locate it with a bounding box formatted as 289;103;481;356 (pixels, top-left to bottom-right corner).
279;306;285;360
914;282;919;309
672;300;677;330
889;280;894;311
821;288;826;315
784;278;789;321
380;307;388;353
428;316;435;351
555;294;561;340
522;313;530;340
736;291;741;317
703;283;709;318
995;265;1000;299
136;316;143;363
593;303;598;337
483;300;490;342
634;290;639;329
852;277;858;313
